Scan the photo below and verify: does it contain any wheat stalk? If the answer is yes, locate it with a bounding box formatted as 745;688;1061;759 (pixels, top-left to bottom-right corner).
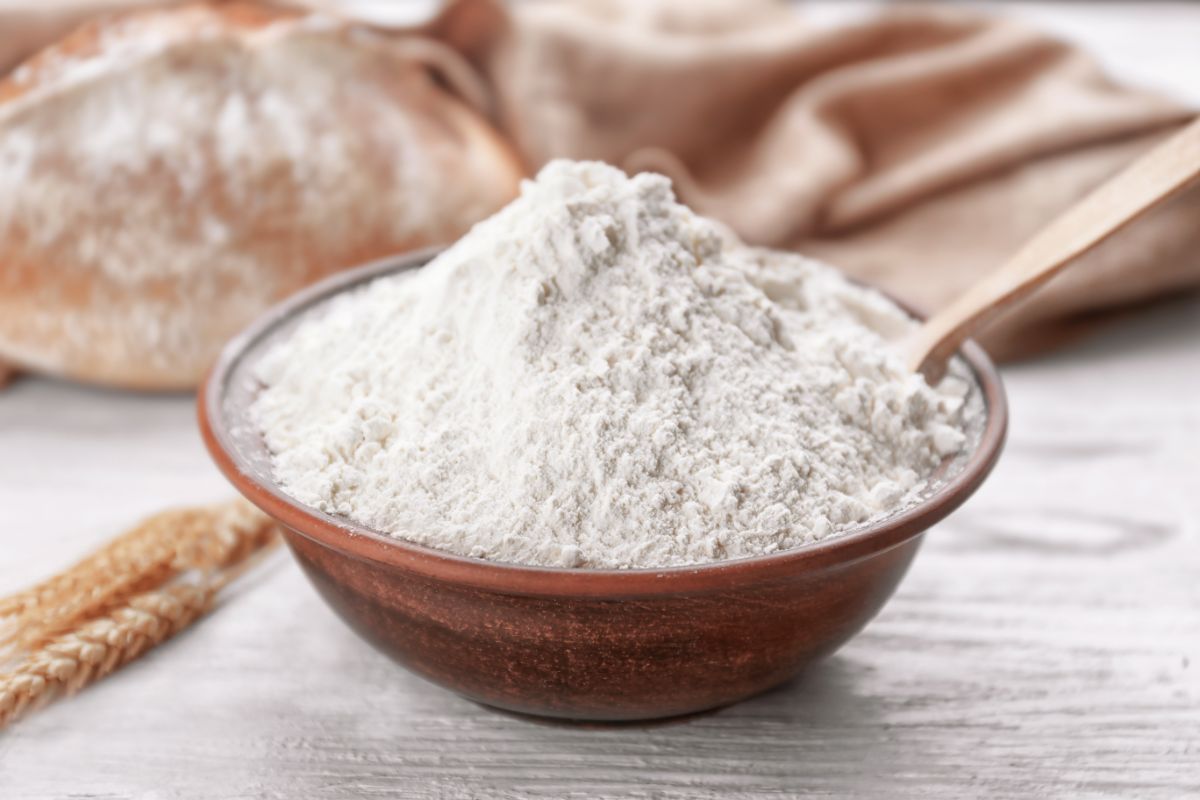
0;583;215;727
0;501;281;728
1;500;278;652
0;514;174;618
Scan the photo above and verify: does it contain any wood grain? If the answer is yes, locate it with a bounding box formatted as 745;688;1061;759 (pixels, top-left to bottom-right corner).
1;3;1198;798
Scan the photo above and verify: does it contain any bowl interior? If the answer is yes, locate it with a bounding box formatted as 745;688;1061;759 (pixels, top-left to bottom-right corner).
203;249;1006;589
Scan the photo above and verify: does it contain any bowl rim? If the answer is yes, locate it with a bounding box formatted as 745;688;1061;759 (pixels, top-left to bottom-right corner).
198;248;1008;597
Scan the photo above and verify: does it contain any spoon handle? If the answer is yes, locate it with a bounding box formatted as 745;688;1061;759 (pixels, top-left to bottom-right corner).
908;115;1200;383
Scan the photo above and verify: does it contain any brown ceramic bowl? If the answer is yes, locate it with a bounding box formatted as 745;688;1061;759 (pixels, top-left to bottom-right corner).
199;249;1007;722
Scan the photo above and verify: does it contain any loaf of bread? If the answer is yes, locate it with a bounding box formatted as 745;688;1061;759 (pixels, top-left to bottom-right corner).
0;2;523;389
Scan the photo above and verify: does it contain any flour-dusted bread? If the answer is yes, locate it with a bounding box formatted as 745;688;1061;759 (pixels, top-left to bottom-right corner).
0;2;523;389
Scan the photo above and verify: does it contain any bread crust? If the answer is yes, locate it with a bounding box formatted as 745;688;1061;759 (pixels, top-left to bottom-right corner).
0;2;523;389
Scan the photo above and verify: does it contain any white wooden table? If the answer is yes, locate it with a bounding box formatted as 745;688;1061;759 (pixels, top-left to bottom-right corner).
2;4;1199;798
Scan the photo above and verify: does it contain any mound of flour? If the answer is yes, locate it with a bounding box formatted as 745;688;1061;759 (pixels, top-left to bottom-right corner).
251;160;970;569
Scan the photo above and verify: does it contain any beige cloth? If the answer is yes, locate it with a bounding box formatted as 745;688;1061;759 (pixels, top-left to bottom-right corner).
3;0;1198;359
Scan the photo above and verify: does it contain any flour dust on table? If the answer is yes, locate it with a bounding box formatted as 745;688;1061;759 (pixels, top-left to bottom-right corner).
251;160;974;569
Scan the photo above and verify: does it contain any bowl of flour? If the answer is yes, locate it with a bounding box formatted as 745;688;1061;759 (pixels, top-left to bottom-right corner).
200;160;1006;720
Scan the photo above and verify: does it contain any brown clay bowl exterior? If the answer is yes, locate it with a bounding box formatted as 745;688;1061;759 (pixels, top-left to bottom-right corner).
199;249;1007;721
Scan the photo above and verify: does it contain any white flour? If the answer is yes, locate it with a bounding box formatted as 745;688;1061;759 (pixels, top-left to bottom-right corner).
251;160;972;569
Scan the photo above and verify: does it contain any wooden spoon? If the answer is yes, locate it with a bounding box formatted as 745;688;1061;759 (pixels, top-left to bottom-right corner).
908;116;1200;383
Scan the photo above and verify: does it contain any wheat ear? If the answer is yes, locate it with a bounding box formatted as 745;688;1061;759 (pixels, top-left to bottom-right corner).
0;583;215;726
0;501;280;728
0;533;277;729
1;500;277;652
